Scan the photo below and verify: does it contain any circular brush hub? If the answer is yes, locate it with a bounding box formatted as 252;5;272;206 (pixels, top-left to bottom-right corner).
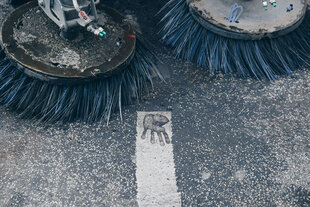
188;0;308;40
0;1;136;84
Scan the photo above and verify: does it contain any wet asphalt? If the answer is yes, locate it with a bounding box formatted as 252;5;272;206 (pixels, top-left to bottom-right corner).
1;0;310;206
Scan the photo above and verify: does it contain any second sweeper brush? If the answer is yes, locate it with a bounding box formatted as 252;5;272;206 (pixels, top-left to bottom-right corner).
159;0;310;80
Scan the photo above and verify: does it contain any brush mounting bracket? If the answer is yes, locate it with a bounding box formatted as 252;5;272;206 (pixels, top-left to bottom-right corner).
187;0;308;40
38;0;100;32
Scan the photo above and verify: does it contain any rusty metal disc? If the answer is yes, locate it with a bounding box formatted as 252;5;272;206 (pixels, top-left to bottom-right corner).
0;1;136;84
188;0;308;40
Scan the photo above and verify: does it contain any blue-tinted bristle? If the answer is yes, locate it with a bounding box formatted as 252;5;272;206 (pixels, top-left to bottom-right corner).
158;0;310;80
0;38;162;124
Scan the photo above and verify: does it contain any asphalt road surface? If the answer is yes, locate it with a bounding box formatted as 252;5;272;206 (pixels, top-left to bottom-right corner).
1;0;310;206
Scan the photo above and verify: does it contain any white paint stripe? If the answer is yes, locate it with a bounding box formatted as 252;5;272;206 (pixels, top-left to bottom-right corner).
136;112;181;207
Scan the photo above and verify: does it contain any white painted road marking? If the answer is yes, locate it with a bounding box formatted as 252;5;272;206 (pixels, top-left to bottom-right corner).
136;112;181;207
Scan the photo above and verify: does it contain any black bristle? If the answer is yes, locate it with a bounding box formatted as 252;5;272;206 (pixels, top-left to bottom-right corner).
158;0;310;80
0;38;162;124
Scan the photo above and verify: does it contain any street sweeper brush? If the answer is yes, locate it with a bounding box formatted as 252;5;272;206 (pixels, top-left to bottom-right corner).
159;0;310;80
0;1;162;123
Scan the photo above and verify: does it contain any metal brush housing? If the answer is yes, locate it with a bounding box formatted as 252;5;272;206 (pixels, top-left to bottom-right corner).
187;0;308;40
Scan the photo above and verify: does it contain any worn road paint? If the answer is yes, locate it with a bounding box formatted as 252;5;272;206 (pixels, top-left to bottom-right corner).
136;112;181;207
